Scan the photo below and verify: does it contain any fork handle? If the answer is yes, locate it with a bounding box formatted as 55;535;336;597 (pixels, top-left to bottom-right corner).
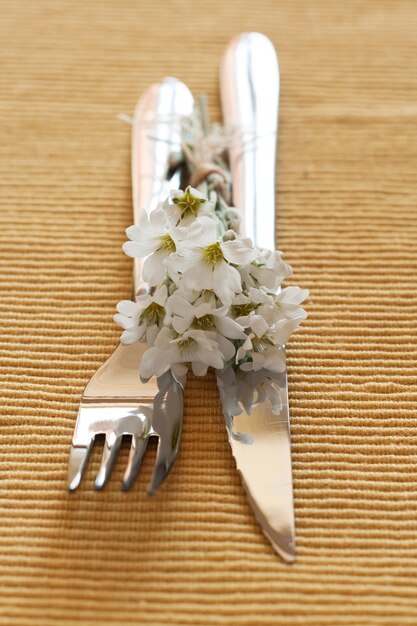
220;32;279;250
131;78;194;296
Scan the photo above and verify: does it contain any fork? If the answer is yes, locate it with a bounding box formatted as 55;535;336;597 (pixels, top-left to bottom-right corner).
68;78;194;493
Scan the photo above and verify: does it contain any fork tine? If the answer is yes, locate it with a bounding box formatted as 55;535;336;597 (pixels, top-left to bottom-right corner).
121;436;149;491
94;435;122;490
148;419;182;495
148;444;172;495
148;371;184;495
68;442;93;491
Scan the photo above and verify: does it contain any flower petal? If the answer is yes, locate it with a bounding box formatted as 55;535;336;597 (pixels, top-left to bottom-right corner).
278;286;309;305
140;345;173;378
145;324;159;347
217;334;236;361
195;346;224;370
221;239;257;265
213;261;241;302
116;300;141;317
263;348;286;373
215;315;247;339
153;284;168;306
250;315;269;338
113;313;133;330
121;326;144;345
172;315;192;334
191;360;209;376
182;260;214;291
149;208;168;231
142;250;168;285
166;293;194;318
123;241;152;258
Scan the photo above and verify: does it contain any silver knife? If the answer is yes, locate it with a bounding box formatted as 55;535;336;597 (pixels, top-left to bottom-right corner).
220;32;296;563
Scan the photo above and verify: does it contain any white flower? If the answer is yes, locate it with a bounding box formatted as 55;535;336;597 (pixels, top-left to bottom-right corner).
122;208;175;286
140;327;226;381
164;291;247;365
236;313;270;343
231;285;308;328
239;248;292;291
236;368;284;414
216;366;284;427
267;316;305;346
170;217;257;303
114;285;168;346
274;286;309;319
191;288;218;308
234;313;305;373
166;291;246;339
230;288;271;318
234;314;280;371
251;371;283;414
239;344;286;374
257;285;309;323
164;186;215;226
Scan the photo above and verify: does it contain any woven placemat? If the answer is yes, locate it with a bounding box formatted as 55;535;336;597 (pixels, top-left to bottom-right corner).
1;1;417;624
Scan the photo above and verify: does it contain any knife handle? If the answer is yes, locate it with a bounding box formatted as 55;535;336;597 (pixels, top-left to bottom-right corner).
131;78;194;297
220;33;279;251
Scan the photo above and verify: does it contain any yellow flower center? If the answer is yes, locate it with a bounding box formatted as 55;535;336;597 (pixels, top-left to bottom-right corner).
178;336;196;350
172;186;206;219
193;314;216;331
251;335;274;352
231;302;258;317
200;289;215;302
202;242;224;265
159;234;176;254
140;302;164;325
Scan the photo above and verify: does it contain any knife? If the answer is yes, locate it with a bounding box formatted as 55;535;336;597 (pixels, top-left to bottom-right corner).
220;33;296;563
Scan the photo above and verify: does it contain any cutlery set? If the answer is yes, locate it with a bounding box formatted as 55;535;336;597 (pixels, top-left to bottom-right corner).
68;32;298;563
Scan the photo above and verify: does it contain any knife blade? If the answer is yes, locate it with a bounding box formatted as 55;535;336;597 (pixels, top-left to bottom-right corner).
220;32;296;563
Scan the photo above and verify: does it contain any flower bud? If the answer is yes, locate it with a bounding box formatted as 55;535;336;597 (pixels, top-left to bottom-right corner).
223;229;237;241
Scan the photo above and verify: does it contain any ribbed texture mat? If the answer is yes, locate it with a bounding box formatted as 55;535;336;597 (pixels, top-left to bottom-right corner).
1;1;417;624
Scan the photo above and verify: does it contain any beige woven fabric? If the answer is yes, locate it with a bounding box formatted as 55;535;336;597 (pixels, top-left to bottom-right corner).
1;1;417;624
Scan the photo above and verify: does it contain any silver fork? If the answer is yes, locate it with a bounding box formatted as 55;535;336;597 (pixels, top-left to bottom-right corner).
68;78;194;493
